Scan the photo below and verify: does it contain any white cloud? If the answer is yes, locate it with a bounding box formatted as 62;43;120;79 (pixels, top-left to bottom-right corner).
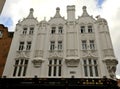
1;0;120;77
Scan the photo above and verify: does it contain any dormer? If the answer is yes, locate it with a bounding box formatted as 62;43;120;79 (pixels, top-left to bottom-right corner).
48;7;66;25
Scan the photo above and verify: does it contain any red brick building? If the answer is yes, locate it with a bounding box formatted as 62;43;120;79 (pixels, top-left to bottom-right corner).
0;24;13;77
117;79;120;88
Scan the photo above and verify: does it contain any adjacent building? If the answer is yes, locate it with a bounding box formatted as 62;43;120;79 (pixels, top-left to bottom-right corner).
2;5;118;80
0;24;13;77
0;0;6;15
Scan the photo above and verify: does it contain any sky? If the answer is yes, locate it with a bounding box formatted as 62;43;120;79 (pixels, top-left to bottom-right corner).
0;0;120;78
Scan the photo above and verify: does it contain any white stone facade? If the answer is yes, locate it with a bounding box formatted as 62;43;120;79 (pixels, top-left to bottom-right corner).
3;5;118;79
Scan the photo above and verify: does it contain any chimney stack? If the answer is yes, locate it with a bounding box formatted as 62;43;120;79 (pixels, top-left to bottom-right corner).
67;5;75;21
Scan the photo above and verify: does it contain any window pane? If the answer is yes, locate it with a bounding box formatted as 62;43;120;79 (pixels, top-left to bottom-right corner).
29;27;34;34
89;66;93;76
23;28;27;34
82;40;87;50
88;26;93;33
89;40;95;50
18;59;24;76
58;27;63;34
84;66;88;76
81;26;85;33
19;42;24;51
13;60;19;76
58;41;62;50
50;41;55;50
23;60;28;76
26;41;31;50
51;27;56;34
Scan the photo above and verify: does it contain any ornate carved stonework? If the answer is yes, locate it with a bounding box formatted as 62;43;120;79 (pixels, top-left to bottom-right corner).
16;51;30;58
32;57;45;68
82;50;98;58
103;58;118;79
49;50;63;58
65;57;80;67
34;50;43;57
67;49;78;57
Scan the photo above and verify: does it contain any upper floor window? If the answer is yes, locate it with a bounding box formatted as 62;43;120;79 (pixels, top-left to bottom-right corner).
26;41;32;50
0;30;3;38
58;41;62;50
50;41;55;51
13;59;28;77
80;26;85;33
88;26;93;33
29;27;34;35
23;27;27;35
19;42;24;51
82;40;87;50
58;27;63;34
89;40;95;50
51;27;56;34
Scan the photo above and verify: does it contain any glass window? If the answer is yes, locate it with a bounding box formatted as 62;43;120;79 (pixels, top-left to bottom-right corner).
29;27;34;35
83;59;98;77
26;41;31;50
50;41;55;51
19;42;24;51
58;41;62;50
23;27;27;35
80;26;85;33
88;26;93;33
94;60;98;76
48;59;62;77
89;40;95;50
51;27;56;34
82;40;87;50
83;60;88;76
58;27;63;34
13;59;28;77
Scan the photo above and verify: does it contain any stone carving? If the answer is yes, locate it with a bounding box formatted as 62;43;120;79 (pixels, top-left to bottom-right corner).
32;57;44;68
82;50;98;57
103;58;118;79
16;51;30;58
49;50;63;58
65;57;80;67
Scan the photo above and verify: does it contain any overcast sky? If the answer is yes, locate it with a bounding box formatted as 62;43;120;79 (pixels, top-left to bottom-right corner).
0;0;120;78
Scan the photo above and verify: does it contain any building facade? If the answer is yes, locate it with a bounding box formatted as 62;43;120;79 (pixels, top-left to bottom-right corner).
0;24;13;77
2;5;118;79
0;0;6;15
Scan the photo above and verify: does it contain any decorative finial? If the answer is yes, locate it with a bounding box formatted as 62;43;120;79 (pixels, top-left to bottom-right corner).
56;7;60;12
81;6;89;17
83;6;87;11
27;8;34;19
54;7;61;18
